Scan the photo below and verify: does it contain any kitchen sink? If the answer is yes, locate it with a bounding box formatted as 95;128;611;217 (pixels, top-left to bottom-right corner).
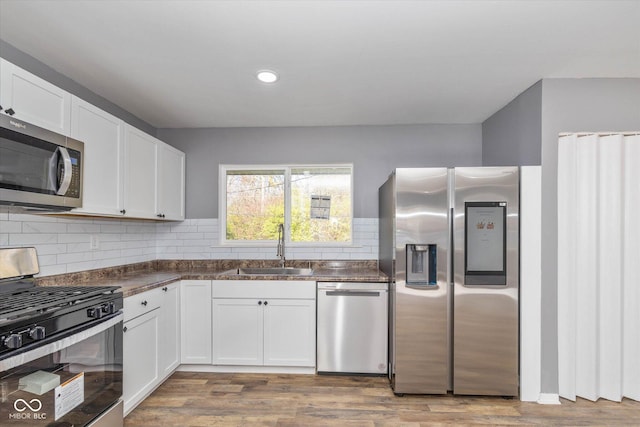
235;267;314;276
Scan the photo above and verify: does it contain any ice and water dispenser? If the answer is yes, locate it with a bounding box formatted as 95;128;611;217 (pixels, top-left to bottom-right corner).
406;244;437;285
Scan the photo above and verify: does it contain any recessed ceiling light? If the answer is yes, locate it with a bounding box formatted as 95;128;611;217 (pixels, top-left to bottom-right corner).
256;70;279;83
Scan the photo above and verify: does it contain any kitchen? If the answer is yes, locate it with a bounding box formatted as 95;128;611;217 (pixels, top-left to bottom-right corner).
1;1;639;426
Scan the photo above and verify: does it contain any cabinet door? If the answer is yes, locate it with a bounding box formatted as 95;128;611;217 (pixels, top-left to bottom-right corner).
70;96;125;215
157;142;185;220
212;299;263;365
123;125;157;218
263;299;316;367
123;308;159;415
0;58;71;135
159;283;180;378
181;280;212;364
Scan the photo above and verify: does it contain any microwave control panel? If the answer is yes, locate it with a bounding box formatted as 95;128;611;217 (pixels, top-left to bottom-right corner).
65;149;82;198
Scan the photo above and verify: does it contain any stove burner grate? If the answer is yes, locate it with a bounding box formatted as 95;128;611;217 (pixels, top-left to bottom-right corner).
0;286;119;322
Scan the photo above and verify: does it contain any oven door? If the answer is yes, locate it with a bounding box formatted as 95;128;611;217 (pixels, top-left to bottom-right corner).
0;314;123;426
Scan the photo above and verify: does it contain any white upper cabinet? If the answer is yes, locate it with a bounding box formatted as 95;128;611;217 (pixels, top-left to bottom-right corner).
123;124;158;219
0;58;71;135
70;96;125;216
1;57;185;221
123;128;186;221
157;142;185;220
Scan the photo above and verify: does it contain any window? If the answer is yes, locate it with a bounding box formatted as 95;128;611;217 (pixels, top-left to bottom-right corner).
221;165;353;244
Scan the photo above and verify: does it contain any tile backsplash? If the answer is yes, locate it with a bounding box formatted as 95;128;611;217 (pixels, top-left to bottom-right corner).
0;212;378;277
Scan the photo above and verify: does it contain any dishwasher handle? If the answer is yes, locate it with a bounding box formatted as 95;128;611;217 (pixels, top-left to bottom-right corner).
325;290;381;297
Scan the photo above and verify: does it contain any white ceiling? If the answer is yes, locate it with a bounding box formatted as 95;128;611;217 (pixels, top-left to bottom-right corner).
1;0;638;129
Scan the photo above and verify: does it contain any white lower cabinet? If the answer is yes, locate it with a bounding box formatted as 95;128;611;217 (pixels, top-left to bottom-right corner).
124;279;316;413
123;304;159;415
263;298;316;367
211;280;316;368
212;298;263;365
180;280;212;364
123;283;180;415
159;282;181;377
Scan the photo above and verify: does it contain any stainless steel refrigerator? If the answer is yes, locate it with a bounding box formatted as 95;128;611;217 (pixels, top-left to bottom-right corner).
379;167;519;396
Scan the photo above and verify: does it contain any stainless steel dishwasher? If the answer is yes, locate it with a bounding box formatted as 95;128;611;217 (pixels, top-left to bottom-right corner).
317;282;389;374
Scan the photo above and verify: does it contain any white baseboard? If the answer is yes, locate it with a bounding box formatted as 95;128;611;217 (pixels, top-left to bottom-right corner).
177;364;316;375
537;393;561;405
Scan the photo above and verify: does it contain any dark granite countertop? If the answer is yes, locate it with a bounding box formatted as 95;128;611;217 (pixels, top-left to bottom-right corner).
36;260;388;297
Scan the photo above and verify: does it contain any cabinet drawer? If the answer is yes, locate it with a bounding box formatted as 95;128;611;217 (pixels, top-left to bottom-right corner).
212;280;315;299
124;288;161;322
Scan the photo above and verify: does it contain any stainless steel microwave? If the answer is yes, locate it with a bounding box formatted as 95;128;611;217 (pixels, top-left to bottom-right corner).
0;115;83;211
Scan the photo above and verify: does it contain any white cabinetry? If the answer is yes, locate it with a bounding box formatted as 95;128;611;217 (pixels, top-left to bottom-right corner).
123;290;161;415
159;282;181;378
123;124;158;219
0;58;186;220
181;280;212;364
70;96;125;216
123;125;186;220
0;58;71;135
212;298;263;365
123;283;180;416
263;298;316;366
157;142;185;220
211;280;316;368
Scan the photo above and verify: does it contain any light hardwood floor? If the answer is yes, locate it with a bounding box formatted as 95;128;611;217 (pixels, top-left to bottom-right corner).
125;372;639;426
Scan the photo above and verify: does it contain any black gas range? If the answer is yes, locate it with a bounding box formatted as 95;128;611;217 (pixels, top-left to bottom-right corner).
0;248;123;361
0;279;123;360
0;247;124;427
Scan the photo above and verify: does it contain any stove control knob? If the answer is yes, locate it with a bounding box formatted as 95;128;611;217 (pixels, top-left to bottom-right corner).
87;307;104;319
4;333;23;349
29;326;46;341
101;302;115;314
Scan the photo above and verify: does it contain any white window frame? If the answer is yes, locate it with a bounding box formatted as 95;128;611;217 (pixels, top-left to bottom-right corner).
219;164;354;246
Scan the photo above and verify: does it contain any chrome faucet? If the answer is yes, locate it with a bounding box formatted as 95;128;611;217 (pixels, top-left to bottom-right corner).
276;223;286;267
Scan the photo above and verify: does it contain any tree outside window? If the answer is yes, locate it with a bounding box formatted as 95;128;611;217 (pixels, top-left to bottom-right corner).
222;165;352;244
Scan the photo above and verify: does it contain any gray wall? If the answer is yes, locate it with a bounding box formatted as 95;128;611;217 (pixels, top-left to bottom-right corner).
0;39;156;135
158;124;482;218
482;77;640;395
539;78;640;394
482;81;542;166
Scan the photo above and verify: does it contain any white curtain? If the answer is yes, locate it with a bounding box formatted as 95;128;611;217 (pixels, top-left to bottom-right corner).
558;133;640;402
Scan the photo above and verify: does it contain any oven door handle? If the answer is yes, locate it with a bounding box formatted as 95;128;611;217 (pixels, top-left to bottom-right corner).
55;146;73;195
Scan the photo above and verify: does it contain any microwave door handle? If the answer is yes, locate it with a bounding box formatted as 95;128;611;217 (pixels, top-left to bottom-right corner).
55;147;73;195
